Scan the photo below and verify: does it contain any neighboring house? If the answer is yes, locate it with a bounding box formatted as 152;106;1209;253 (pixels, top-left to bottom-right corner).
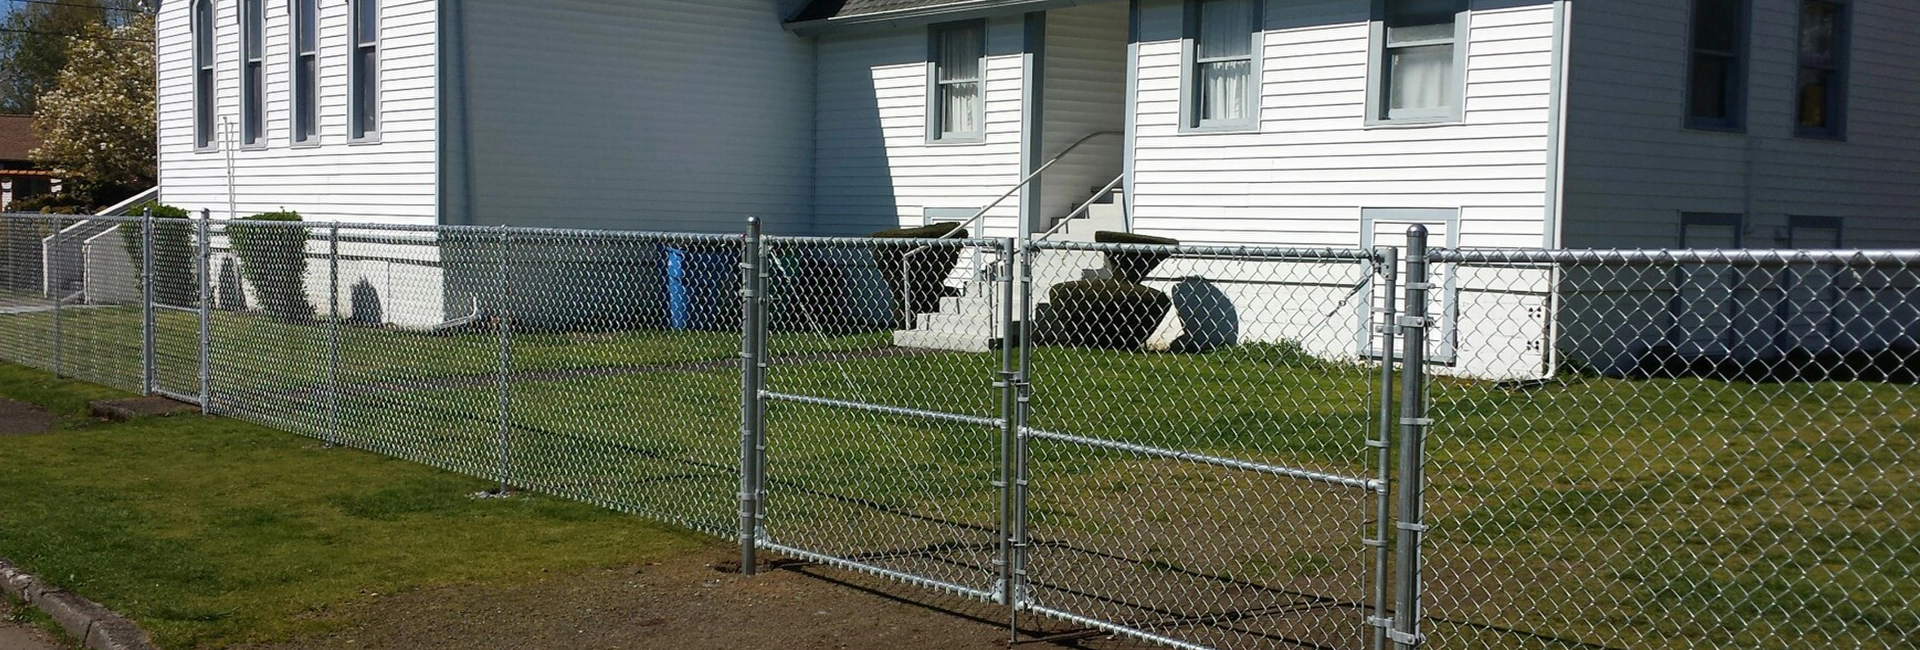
152;0;1920;377
0;115;57;212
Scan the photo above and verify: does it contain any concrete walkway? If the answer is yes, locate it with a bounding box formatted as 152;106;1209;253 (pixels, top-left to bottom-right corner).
0;600;63;650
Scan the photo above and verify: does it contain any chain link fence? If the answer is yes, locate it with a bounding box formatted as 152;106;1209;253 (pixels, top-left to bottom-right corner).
0;212;1913;650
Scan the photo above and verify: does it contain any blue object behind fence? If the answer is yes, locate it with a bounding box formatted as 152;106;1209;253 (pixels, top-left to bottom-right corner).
664;245;735;330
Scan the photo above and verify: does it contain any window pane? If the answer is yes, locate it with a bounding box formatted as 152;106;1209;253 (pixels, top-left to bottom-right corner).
1198;59;1251;122
297;0;317;53
940;81;980;136
197;69;213;146
1388;44;1452;111
1196;0;1253;60
1387;22;1454;46
356;0;378;45
245;0;262;58
1800;1;1837;67
1688;53;1731;120
358;47;379;134
246;64;263;142
297;57;317;139
1692;0;1740;52
193;1;212;62
1797;66;1831;129
937;26;982;82
1388;0;1456;28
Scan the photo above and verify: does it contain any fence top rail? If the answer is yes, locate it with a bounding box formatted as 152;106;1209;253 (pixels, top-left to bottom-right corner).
196;218;745;244
765;234;1012;249
1033;239;1382;261
1432;247;1920;267
3;213;151;224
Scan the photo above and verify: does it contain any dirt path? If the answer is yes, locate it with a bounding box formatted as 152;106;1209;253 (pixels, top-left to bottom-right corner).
0;398;54;436
0;599;65;650
237;553;1140;650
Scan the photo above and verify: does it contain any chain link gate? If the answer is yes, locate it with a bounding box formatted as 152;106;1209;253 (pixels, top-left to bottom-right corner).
745;224;1021;603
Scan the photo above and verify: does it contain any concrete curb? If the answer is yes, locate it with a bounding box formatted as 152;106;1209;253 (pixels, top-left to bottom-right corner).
0;559;159;650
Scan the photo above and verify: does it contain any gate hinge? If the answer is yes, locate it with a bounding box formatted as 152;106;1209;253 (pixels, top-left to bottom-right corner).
1399;417;1433;426
1362;537;1387;548
1388;629;1426;646
1366;616;1393;629
1405;282;1436;291
1397;315;1433;329
1397;522;1430;533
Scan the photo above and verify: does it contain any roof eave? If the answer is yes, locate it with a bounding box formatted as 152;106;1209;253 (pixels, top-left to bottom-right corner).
785;0;1116;36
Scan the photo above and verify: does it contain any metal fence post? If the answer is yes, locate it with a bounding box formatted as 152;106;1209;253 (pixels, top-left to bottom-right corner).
994;239;1017;633
196;210;211;413
1392;225;1431;650
141;207;156;394
494;226;514;495
1010;239;1035;625
1369;246;1399;650
738;217;764;576
327;225;341;446
51;217;63;379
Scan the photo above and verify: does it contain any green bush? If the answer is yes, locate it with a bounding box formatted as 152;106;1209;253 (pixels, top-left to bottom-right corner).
118;202;198;307
228;211;312;322
870;221;965;326
1094;231;1179;284
1040;279;1172;350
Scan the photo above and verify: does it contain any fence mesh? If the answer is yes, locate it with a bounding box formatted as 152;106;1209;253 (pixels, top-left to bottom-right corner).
1020;241;1387;650
1;212;1916;650
1425;249;1920;650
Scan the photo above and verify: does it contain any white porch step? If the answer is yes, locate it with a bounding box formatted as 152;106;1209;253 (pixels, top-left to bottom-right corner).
893;328;997;353
893;248;1109;353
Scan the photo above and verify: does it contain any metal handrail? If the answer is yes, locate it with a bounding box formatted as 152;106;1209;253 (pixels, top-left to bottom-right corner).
899;130;1121;329
1032;173;1125;244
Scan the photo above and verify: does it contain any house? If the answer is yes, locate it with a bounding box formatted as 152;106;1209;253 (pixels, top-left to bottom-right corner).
0;115;57;212
151;0;1920;377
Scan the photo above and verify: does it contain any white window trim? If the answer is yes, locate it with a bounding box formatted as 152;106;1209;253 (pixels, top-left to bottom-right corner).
290;0;320;147
1364;0;1470;127
926;19;988;145
192;0;216;152
239;0;266;149
349;0;382;144
1179;0;1263;134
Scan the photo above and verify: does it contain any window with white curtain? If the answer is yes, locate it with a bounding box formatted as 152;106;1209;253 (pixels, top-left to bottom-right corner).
292;0;318;145
192;0;213;149
1686;0;1748;130
1370;0;1464;124
350;0;381;141
1795;0;1847;138
929;20;985;143
1185;0;1259;131
240;0;263;146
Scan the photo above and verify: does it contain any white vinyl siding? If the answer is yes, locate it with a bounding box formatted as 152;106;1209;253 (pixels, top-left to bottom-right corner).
156;0;437;223
1129;0;1558;249
1560;0;1920;250
814;16;1027;236
454;0;815;233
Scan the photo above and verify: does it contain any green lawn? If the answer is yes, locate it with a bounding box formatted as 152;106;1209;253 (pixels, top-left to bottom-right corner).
0;363;713;650
0;304;1914;650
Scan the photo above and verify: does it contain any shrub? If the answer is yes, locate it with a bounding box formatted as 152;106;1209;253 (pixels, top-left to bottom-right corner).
228;211;312;322
1094;231;1180;284
1040;279;1172;350
118;202;198;307
870;221;965;326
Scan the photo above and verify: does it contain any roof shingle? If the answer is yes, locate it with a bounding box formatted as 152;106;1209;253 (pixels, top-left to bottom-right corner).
0;115;41;163
788;0;977;23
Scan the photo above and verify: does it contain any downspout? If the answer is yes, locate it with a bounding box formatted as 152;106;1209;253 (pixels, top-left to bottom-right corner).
1543;0;1571;249
1021;12;1047;237
1122;0;1140;232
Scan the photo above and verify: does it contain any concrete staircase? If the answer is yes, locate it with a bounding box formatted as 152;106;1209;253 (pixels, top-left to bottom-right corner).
892;189;1126;352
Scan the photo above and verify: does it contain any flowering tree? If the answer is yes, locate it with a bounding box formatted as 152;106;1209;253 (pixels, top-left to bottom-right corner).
30;15;155;208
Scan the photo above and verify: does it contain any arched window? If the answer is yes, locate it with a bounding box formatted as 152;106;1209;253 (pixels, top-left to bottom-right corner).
350;0;380;140
292;0;319;144
240;0;264;146
192;0;213;149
